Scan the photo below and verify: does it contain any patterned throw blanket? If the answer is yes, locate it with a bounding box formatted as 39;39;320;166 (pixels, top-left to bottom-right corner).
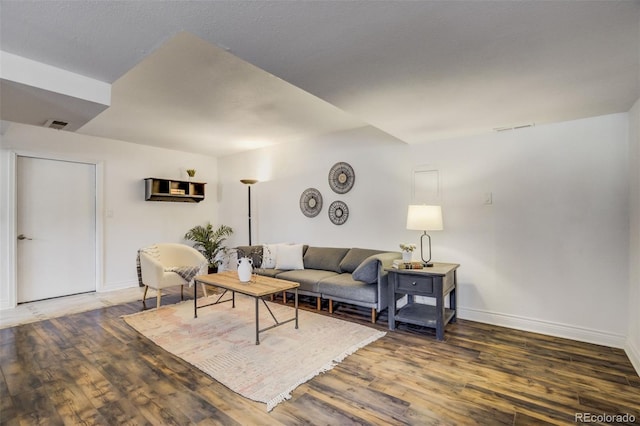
136;245;204;288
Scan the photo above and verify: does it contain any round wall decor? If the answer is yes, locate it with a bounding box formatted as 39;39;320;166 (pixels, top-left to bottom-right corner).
328;162;355;194
328;200;349;225
299;188;323;218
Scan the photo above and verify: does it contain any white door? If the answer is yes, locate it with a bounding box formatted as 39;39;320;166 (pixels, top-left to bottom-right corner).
17;156;96;303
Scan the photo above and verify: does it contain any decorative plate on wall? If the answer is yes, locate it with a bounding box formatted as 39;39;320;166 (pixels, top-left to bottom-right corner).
299;188;323;218
328;162;355;194
328;200;349;225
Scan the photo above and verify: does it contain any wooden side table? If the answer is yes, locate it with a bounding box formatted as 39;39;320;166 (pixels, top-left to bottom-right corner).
386;262;459;340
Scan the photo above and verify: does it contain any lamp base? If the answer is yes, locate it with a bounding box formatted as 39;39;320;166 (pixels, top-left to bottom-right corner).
424;262;434;267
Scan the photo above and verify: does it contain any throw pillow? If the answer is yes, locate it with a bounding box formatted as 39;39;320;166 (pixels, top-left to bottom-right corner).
352;255;380;284
275;244;305;270
261;244;280;269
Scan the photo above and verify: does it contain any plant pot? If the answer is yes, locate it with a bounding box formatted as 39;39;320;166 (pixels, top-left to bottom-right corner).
208;266;218;274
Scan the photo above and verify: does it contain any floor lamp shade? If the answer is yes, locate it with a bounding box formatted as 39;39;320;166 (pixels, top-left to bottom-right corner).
406;205;443;266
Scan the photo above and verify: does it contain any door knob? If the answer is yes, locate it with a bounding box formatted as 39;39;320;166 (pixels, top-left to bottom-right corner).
17;234;32;240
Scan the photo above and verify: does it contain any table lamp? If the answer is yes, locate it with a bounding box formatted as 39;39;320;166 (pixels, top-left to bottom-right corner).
406;205;443;267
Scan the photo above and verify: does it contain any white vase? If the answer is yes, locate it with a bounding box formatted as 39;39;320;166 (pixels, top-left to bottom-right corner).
402;251;412;262
237;257;253;282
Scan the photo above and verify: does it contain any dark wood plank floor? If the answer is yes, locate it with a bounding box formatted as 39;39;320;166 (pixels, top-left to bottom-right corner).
1;288;639;425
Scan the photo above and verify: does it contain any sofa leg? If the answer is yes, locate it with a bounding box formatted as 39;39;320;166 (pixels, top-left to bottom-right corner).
371;308;377;324
316;297;321;310
329;299;333;314
156;290;161;309
282;291;287;304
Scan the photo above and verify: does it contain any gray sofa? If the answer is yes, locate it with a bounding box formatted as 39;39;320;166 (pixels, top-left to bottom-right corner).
236;245;401;323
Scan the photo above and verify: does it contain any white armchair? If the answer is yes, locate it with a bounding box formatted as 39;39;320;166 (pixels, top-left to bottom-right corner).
139;243;208;308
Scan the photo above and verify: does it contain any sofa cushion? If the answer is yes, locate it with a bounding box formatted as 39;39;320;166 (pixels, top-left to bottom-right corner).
352;255;381;284
303;247;350;273
256;268;285;278
318;273;378;304
339;248;385;273
276;269;338;293
276;244;305;270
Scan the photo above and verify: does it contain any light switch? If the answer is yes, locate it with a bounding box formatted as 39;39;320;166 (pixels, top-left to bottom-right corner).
484;192;493;205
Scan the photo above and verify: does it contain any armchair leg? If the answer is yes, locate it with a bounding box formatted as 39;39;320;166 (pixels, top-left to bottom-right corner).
142;286;149;308
180;285;184;301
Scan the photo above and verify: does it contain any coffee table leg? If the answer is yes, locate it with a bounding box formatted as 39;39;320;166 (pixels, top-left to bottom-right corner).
194;281;198;318
255;297;260;345
295;289;299;329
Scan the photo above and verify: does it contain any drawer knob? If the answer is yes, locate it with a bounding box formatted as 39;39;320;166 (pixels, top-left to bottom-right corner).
412;281;417;286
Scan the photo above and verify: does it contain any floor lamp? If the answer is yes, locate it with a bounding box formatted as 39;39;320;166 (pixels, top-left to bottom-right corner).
406;205;443;267
240;179;258;245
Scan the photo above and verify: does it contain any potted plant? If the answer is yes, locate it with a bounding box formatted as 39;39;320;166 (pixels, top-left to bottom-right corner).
399;243;416;263
184;223;233;273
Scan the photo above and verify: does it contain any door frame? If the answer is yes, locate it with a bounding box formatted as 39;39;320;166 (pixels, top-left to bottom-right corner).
6;150;104;308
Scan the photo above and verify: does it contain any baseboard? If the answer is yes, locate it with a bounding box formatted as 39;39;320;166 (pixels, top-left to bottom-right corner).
458;307;626;349
99;280;139;293
625;339;640;376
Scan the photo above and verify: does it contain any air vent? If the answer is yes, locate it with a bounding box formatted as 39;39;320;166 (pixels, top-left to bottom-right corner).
43;119;69;130
493;123;535;132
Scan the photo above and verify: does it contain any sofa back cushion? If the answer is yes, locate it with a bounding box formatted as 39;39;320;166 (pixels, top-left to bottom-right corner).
303;247;350;273
339;248;385;273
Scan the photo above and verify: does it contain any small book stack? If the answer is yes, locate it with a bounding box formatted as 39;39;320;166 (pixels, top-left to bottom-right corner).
392;259;424;269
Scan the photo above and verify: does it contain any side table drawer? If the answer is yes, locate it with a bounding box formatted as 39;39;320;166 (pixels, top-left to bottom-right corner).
397;274;434;295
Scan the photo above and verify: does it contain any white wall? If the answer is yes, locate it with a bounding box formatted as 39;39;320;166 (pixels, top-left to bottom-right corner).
0;122;218;308
627;98;640;373
218;113;630;348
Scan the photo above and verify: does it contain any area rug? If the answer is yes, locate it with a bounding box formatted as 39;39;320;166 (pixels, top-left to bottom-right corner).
123;295;386;411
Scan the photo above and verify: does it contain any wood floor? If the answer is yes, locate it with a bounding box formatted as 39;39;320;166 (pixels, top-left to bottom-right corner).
1;288;639;425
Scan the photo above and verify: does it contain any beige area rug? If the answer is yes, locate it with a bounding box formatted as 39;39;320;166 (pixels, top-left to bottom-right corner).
123;295;386;411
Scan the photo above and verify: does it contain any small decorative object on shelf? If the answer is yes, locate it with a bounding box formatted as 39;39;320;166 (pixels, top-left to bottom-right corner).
186;169;196;180
399;243;416;263
392;259;423;269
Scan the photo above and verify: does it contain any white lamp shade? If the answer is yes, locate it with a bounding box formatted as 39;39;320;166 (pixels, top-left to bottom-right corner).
406;205;443;231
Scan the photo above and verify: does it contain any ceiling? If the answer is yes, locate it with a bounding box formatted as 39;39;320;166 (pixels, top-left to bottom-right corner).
1;1;638;156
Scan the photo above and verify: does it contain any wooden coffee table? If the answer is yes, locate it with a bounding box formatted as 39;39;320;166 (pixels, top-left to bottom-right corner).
193;271;300;345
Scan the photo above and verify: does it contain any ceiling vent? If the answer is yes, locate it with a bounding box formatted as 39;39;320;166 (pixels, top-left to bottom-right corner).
493;123;535;132
43;119;69;130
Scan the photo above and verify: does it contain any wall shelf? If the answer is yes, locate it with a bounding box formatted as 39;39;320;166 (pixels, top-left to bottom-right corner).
144;177;206;203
